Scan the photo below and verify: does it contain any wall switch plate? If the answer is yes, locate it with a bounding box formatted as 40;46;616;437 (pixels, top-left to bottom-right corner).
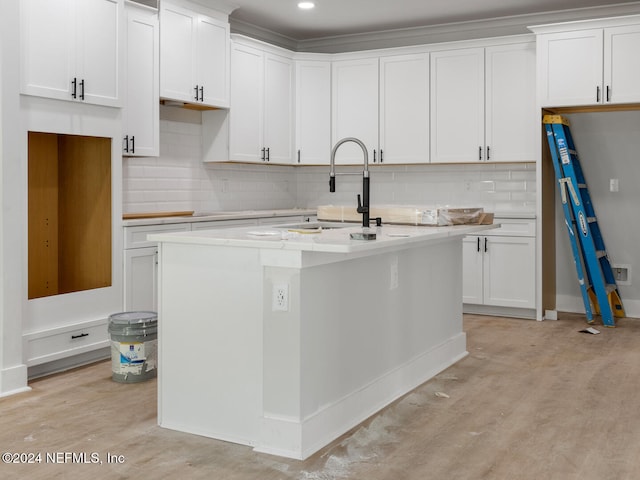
272;283;289;311
610;178;619;192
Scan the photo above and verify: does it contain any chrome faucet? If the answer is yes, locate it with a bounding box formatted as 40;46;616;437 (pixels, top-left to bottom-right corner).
329;137;370;228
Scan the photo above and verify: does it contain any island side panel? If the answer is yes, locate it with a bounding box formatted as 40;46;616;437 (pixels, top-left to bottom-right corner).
259;236;466;459
157;242;263;446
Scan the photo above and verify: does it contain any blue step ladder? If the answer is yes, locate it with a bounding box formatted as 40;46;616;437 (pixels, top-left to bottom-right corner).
543;114;624;327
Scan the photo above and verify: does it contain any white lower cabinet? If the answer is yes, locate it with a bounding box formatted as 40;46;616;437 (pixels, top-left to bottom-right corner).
124;216;310;310
463;219;536;312
124;223;191;311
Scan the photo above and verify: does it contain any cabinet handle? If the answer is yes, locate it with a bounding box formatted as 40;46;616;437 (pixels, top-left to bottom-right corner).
71;333;89;340
123;135;129;153
79;79;85;100
199;86;204;102
261;147;266;161
606;85;611;103
380;149;383;163
479;146;482;161
484;237;488;252
71;77;77;99
131;135;135;154
477;237;480;252
596;85;601;103
194;85;199;101
373;150;377;163
266;147;270;162
297;149;301;164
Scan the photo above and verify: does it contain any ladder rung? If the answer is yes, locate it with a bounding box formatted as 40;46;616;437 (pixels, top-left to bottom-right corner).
569;149;578;155
587;217;597;223
597;250;606;258
606;284;618;294
578;183;586;188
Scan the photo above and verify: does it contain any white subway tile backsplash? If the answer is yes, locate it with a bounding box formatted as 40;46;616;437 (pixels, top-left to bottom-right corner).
123;107;536;215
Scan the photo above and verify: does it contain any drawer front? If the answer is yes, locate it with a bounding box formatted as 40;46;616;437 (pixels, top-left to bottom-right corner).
24;321;110;366
485;219;535;237
125;223;191;249
191;219;258;231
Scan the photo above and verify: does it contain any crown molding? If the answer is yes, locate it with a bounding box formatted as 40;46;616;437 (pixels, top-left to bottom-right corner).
230;2;640;53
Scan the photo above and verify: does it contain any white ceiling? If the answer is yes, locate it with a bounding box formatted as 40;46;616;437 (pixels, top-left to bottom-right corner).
228;0;640;40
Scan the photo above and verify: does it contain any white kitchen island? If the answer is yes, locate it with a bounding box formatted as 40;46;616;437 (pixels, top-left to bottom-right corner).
150;221;496;460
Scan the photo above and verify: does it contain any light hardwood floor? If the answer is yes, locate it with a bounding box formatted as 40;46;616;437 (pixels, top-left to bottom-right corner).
2;313;640;480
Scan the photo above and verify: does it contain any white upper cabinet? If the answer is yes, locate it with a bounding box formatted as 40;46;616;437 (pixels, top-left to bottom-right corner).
20;0;122;107
534;18;640;107
379;53;430;164
160;1;230;108
431;41;535;163
485;42;536;163
430;47;485;163
295;60;331;165
228;40;294;163
123;3;159;157
331;53;430;165
331;58;379;165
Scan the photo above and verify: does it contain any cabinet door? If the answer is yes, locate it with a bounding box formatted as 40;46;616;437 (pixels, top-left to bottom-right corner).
264;54;294;164
604;25;640;104
379;53;430;164
331;58;379;164
160;3;197;102
76;0;121;107
538;29;603;107
430;48;485;163
485;43;536;162
123;4;159;156
462;236;484;305
229;43;263;162
483;236;535;309
20;0;75;101
124;247;158;312
196;15;230;107
295;61;331;165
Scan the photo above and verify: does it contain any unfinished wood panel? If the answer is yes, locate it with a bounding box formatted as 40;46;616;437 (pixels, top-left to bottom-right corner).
28;132;60;299
58;135;112;294
541;110;557;313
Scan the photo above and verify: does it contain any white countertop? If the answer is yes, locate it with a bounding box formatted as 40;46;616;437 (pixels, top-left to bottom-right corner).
122;208;317;227
149;222;499;254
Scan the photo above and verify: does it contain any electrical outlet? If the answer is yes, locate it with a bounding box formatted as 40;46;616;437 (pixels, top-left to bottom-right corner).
272;283;289;311
612;264;631;286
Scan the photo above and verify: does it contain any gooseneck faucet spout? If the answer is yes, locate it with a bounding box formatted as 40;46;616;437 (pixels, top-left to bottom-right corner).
329;137;370;228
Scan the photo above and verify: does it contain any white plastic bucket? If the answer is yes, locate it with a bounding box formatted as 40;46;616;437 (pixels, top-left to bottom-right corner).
108;311;158;383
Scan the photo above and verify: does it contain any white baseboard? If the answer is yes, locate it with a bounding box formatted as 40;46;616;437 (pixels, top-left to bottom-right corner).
0;363;30;398
255;333;467;460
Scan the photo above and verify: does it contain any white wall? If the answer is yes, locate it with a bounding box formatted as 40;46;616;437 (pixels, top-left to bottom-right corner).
554;111;640;318
123;107;536;215
0;0;30;397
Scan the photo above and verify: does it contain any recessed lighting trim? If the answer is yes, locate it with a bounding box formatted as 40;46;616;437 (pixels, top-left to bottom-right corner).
298;2;315;10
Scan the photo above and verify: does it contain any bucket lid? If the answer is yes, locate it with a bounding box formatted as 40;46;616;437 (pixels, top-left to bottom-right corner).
109;311;157;326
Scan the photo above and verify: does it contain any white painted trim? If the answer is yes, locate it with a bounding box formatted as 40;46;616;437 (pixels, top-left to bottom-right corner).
0;364;31;398
230;3;640;54
255;333;468;460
